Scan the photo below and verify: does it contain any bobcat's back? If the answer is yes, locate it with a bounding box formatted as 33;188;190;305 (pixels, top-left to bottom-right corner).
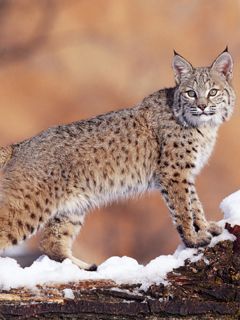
0;146;12;169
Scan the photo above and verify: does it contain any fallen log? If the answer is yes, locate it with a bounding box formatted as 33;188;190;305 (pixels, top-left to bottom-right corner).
0;223;239;319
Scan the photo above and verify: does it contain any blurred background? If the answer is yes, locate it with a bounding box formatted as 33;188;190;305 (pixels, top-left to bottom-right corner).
0;0;240;266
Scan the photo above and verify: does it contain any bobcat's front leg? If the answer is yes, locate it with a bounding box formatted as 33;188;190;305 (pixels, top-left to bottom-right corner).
189;185;222;236
159;174;212;248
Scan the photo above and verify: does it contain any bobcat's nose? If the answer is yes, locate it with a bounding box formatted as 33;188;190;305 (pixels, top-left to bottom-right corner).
197;104;207;111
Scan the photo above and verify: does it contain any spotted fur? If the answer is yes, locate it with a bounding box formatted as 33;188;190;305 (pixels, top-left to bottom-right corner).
0;49;235;269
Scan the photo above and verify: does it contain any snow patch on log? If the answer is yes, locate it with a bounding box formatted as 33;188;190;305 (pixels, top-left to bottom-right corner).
63;288;75;300
220;189;240;225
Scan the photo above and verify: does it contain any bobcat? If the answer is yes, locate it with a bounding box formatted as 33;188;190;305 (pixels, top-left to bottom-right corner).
0;49;235;270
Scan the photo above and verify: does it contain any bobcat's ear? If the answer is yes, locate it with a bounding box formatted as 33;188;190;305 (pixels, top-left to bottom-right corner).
211;49;233;81
172;51;193;84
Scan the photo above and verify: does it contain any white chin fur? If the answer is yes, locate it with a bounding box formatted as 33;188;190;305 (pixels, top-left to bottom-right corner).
198;114;212;121
186;113;222;127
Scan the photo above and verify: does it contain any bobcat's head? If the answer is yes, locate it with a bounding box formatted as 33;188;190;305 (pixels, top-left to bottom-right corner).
172;48;235;127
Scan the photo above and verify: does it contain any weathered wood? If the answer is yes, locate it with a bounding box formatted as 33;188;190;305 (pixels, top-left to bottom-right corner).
0;223;239;319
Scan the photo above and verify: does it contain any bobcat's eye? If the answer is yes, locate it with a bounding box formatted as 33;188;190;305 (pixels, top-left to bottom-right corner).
186;90;196;98
208;89;218;97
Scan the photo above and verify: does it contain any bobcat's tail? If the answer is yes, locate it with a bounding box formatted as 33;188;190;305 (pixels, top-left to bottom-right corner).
0;145;13;169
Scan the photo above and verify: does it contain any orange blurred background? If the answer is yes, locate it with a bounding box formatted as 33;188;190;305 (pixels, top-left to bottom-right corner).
0;0;239;265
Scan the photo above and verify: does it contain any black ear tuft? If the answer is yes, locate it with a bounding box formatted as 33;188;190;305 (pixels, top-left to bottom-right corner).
173;49;178;56
223;46;228;53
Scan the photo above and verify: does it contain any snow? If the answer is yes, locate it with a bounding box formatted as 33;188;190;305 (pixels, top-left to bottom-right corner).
209;227;235;247
220;189;240;225
0;250;200;291
63;288;75;299
0;190;239;291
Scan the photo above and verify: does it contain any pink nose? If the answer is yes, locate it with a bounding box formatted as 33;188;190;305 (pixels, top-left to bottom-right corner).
198;104;207;111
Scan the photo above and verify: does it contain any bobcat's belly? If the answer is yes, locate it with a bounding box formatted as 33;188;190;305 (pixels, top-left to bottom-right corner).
57;180;150;216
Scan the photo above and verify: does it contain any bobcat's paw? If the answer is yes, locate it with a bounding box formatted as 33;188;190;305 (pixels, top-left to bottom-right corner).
207;222;223;236
184;231;212;248
70;256;98;271
196;230;212;247
87;264;98;271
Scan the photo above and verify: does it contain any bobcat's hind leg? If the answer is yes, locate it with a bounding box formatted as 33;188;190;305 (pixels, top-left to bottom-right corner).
0;206;21;250
39;213;97;271
0;167;57;252
0;202;44;251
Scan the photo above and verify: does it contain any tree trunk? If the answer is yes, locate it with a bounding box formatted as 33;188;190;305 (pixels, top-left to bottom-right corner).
0;223;239;319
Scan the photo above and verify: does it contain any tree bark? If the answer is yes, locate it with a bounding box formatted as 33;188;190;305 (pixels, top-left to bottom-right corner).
0;223;239;319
